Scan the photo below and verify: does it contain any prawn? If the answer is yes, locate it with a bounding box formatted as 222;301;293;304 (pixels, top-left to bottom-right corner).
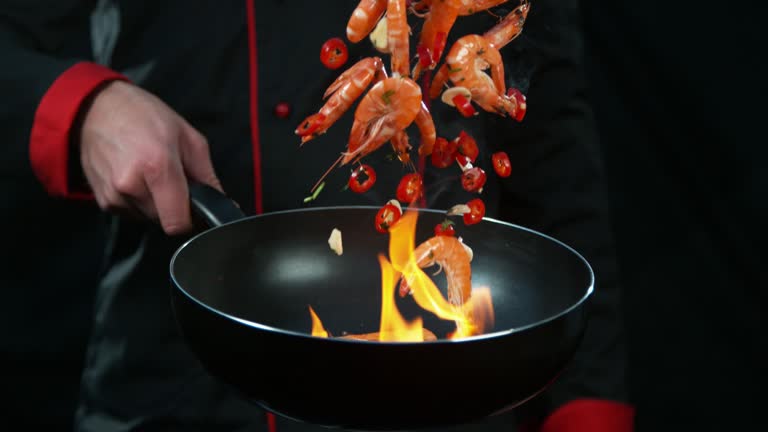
387;0;411;77
389;101;437;165
347;0;387;43
412;0;510;16
428;1;530;117
481;0;530;50
295;57;386;144
342;76;424;165
412;0;461;79
401;235;472;306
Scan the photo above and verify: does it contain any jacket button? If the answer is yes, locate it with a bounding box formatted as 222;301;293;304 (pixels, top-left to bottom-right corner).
274;102;291;119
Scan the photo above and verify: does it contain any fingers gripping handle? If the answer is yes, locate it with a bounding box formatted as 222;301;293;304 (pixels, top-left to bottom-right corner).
188;182;246;228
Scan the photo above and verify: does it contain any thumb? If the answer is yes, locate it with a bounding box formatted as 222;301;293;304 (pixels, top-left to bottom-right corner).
179;122;223;192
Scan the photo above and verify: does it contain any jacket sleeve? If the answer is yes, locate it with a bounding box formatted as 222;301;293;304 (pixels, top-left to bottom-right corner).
0;1;127;199
482;1;635;430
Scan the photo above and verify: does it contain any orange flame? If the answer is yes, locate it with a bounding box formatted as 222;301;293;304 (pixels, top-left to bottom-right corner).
389;210;494;339
377;254;424;341
308;209;494;341
308;306;329;337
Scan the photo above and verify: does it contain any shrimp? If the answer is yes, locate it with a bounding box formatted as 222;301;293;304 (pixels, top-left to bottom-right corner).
387;0;411;77
343;76;424;165
347;0;387;43
437;35;516;116
402;236;472;306
415;101;436;157
482;0;530;50
428;1;530;117
412;0;462;79
295;57;386;144
411;0;510;16
388;101;437;164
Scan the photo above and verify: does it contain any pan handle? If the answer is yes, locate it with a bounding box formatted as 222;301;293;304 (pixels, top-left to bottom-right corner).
189;182;246;228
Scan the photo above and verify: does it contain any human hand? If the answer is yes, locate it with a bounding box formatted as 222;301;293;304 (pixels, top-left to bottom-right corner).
78;80;222;235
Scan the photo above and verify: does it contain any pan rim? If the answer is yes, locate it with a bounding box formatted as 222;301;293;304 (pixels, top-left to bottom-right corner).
170;205;594;345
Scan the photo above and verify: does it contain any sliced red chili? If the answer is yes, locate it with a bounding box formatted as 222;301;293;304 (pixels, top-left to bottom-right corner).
433;31;447;64
375;203;402;233
463;198;486;225
506;88;527;122
456;131;479;162
452;94;476;117
461;167;487;192
320;37;349;70
348;164;377;193
295;113;326;137
434;219;456;237
431;137;458;168
417;43;432;69
396;173;423;204
492;151;512;178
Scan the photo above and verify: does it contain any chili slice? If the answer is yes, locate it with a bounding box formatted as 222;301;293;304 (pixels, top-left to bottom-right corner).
452;94;476;117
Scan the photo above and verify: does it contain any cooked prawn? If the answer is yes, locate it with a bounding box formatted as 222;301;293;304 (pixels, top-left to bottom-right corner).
347;0;387;43
343;77;423;165
412;0;461;79
387;0;411;77
428;0;529;119
411;0;510;16
388;101;436;164
482;0;530;50
402;235;472;305
415;101;436;157
296;57;386;144
433;35;516;115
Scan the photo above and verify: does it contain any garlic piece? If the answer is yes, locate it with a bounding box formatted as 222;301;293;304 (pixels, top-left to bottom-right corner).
447;204;471;216
441;86;472;107
328;228;343;256
369;16;389;53
387;199;403;214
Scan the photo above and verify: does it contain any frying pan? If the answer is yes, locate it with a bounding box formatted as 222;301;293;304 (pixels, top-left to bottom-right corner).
170;184;594;431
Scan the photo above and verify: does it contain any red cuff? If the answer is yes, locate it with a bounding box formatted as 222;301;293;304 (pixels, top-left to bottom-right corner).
30;61;128;199
522;399;635;432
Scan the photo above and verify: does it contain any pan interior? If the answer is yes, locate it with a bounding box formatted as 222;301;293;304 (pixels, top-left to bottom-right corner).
171;207;592;339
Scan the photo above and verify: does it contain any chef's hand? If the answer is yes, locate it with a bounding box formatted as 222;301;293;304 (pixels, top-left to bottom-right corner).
78;80;222;235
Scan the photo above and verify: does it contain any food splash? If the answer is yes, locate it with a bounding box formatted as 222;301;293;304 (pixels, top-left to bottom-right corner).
310;210;494;341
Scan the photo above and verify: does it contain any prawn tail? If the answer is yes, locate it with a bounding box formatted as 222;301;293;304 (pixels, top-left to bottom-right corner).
391;130;413;164
416;102;436;157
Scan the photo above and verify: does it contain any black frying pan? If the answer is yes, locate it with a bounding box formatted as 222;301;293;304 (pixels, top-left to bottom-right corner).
170;184;594;431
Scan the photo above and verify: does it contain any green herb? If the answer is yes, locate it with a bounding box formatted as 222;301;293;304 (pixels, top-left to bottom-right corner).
448;67;462;73
477;48;486;56
382;89;395;105
303;181;325;203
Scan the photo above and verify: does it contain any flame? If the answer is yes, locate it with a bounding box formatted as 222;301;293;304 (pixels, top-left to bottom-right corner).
308;306;329;337
307;209;494;341
389;210;494;339
377;254;424;341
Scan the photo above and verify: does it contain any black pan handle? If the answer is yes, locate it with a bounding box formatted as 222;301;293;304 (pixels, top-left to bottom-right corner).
189;182;246;228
